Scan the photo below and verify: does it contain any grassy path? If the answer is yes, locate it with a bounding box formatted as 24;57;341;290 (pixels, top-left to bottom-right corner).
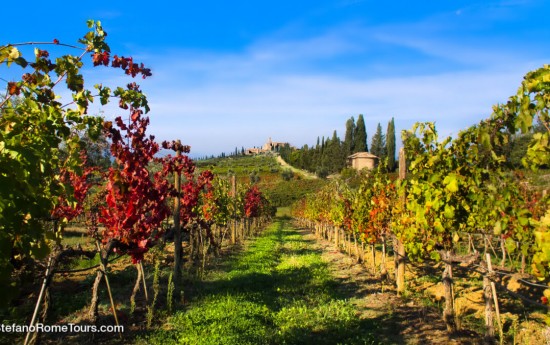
275;155;317;180
144;220;379;345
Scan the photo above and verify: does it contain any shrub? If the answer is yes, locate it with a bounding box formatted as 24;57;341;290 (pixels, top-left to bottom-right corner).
281;169;294;181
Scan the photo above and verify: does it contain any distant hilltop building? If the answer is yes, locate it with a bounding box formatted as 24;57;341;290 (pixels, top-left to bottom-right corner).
245;137;292;155
244;147;263;155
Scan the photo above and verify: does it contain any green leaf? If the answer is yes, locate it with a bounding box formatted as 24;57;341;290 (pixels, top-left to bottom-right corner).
505;237;517;254
443;205;454;219
518;216;529;226
14;57;28;68
493;221;502;235
443;175;459;193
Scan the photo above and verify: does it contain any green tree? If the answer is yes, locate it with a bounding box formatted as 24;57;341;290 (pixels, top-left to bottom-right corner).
353;114;368;152
326;130;343;173
370;122;385;159
386;117;396;171
344;116;355;156
279;143;292;162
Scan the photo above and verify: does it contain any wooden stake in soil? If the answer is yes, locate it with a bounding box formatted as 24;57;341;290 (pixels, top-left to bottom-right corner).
380;234;388;280
371;243;376;273
24;256;53;345
130;264;142;313
442;250;457;333
140;262;148;302
353;232;360;263
486;253;503;344
483;260;495;344
96;240;121;338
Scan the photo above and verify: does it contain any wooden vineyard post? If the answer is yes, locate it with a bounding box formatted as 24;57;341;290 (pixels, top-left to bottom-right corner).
486;253;503;344
442;250;457;333
371;243;376;273
172;140;183;301
381;234;387;275
240;220;245;240
500;238;506;268
231;175;237;244
24;256;53;345
353;232;360;262
140;262;148;302
95;240;121;338
396;147;406;296
483;255;495;344
25;221;61;345
130;264;142;313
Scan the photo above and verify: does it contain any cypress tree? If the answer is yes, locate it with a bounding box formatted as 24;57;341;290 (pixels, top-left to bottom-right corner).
329;130;342;172
344;116;355;156
386;117;396;171
321;136;330;170
354;114;368;152
370;122;385;159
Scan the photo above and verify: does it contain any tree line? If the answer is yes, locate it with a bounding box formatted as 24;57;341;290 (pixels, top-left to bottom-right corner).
279;115;396;177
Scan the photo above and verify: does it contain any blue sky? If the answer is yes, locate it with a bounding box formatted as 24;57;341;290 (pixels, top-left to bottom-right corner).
3;0;550;157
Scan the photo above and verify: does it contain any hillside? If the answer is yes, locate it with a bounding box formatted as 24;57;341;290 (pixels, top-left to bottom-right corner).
196;153;328;207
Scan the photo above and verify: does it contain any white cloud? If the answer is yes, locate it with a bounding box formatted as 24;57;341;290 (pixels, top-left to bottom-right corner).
84;19;549;157
141;62;543;157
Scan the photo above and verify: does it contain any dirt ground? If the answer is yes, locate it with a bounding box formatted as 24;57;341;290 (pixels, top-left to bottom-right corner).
296;226;484;345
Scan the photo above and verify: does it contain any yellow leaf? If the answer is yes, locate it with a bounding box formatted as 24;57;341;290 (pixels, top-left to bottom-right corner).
494;221;502;235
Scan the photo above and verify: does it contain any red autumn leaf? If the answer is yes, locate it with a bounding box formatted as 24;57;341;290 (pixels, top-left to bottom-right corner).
92;53;102;66
7;82;20;96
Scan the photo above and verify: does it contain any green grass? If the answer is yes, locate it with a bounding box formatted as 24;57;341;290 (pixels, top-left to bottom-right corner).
61;227;94;248
275;207;291;219
142;221;380;345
